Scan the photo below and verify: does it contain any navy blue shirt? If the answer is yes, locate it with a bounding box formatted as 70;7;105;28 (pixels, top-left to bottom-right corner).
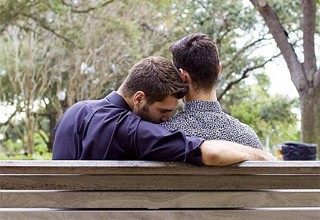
52;91;204;165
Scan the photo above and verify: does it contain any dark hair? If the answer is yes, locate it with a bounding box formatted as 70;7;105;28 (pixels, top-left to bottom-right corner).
169;33;220;92
121;56;188;104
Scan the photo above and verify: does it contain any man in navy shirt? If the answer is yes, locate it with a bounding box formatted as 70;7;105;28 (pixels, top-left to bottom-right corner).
53;56;275;165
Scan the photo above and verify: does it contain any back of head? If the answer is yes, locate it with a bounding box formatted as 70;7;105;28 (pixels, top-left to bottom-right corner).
170;33;220;92
121;56;188;104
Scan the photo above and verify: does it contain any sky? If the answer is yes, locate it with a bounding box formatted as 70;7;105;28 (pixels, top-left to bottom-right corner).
265;58;299;98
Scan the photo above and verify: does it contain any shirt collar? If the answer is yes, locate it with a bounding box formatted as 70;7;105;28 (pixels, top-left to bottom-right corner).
184;100;222;113
106;91;132;111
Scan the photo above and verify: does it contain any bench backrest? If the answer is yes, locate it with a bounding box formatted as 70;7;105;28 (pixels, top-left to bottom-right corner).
0;160;319;220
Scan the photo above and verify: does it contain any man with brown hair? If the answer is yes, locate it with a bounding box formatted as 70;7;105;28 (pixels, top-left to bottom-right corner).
162;33;263;149
53;56;274;165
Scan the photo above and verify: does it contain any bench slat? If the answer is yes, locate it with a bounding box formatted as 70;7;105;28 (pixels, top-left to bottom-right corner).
0;160;319;175
1;174;319;190
0;209;319;220
1;190;319;208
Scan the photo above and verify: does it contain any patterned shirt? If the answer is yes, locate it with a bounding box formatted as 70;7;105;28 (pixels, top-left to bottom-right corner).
161;100;262;149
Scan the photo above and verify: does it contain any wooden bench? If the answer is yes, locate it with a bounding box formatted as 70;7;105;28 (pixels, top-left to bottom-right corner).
0;160;319;220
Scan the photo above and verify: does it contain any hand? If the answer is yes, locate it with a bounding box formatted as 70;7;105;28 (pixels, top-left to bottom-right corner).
266;152;277;161
258;151;277;161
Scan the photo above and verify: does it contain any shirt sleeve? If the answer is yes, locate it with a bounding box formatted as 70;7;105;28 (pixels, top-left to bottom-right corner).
131;119;204;166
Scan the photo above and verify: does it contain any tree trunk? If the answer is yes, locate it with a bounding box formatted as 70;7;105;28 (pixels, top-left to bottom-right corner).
300;88;320;153
250;0;320;159
48;114;57;153
26;129;34;156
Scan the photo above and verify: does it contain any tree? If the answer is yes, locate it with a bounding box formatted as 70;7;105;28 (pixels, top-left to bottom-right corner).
0;27;64;155
249;0;320;154
228;82;300;152
0;0;183;155
0;0;309;157
167;0;284;102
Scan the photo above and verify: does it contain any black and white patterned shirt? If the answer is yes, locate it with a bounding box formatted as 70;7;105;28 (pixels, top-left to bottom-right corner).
161;100;262;149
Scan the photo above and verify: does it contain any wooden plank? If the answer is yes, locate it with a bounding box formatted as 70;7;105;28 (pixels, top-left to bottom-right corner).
0;208;319;220
0;160;319;175
1;190;319;208
1;174;319;190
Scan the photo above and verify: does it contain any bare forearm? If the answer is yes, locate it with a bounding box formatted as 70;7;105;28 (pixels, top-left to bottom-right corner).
201;140;276;166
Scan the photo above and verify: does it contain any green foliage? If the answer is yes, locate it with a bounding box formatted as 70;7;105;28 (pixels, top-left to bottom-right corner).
169;0;275;102
0;130;51;159
269;0;301;30
0;152;52;160
0;139;23;155
0;0;305;158
0;0;180;158
228;82;300;152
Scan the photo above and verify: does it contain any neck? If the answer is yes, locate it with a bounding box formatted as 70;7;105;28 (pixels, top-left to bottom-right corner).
117;86;134;110
184;87;217;102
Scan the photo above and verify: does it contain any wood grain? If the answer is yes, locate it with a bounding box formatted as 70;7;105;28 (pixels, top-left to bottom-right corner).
0;209;319;220
1;190;319;208
0;160;319;219
0;160;319;174
1;174;319;190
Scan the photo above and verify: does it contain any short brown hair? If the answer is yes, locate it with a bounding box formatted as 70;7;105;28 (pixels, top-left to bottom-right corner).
121;56;188;104
170;33;220;92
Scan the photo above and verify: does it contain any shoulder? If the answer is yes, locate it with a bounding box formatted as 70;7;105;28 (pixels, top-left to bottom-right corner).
161;111;190;131
66;99;106;113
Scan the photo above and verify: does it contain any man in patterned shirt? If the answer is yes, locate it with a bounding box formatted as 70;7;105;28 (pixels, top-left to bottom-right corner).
162;33;262;149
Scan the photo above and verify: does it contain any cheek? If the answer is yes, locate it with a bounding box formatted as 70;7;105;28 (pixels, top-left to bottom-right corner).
150;109;162;118
148;108;163;120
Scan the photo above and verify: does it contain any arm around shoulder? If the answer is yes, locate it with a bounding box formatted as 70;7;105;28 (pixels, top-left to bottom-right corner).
200;140;276;166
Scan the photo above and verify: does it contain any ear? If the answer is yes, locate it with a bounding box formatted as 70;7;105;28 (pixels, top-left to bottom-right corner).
218;62;222;76
132;91;145;107
179;69;191;84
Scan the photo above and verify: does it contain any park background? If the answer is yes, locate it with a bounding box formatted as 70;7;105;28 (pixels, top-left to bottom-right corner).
0;0;319;159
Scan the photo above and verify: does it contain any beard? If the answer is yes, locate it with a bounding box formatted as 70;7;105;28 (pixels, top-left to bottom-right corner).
137;104;158;124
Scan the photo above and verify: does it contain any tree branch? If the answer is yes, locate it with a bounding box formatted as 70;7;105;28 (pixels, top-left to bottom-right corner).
21;13;75;46
62;0;116;13
0;0;40;30
223;35;270;70
218;53;280;100
37;124;49;146
0;108;18;127
249;0;307;91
